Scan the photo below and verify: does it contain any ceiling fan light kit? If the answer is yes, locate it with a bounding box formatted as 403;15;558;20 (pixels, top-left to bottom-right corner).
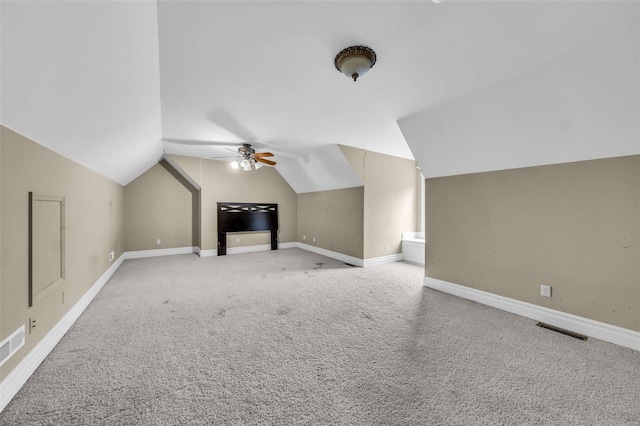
230;143;276;171
334;45;377;81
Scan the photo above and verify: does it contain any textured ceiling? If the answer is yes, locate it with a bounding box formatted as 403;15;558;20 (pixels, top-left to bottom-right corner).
0;1;629;185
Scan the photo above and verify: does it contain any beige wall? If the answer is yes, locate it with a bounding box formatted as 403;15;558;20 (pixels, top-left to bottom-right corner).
340;146;419;259
124;163;196;251
196;158;297;251
124;156;297;253
362;151;419;259
425;155;640;331
0;126;124;380
131;149;416;260
297;187;364;259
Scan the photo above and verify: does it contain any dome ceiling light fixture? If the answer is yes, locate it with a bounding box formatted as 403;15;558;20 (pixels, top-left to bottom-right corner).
334;45;377;82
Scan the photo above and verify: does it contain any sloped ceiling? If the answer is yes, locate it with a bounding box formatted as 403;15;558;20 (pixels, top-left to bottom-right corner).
276;145;363;194
0;1;163;185
1;1;633;187
399;3;639;178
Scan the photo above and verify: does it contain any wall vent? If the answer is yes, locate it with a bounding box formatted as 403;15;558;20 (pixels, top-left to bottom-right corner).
0;325;26;367
537;322;588;341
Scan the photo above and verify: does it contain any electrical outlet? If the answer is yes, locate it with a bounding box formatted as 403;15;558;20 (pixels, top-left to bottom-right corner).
303;235;306;240
385;243;388;251
156;239;161;245
236;237;240;243
540;284;552;298
108;251;114;262
312;237;316;243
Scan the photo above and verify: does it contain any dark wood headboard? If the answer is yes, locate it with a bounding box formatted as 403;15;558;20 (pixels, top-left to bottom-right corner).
217;203;279;256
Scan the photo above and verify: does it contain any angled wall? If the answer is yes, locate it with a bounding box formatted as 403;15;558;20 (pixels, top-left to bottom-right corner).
134;155;298;253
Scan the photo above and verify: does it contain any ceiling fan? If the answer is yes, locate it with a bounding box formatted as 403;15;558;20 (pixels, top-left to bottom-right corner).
162;138;282;170
228;143;276;171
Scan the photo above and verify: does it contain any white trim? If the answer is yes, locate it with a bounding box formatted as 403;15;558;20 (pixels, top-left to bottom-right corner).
296;242;364;267
363;253;404;267
227;242;296;255
295;243;405;268
123;246;198;259
402;231;425;240
198;242;297;257
0;254;126;413
278;242;298;250
227;244;271;255
423;277;640;352
198;249;217;258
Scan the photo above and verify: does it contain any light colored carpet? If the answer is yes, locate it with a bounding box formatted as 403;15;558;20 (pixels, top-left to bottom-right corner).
1;248;638;425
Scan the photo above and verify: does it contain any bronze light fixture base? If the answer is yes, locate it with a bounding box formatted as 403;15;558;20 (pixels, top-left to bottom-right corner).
334;46;377;81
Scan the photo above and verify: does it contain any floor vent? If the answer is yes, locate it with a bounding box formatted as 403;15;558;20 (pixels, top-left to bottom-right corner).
0;325;26;367
537;322;588;341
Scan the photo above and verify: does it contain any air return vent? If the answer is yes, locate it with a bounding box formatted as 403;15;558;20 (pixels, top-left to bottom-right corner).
537;322;588;341
0;325;26;367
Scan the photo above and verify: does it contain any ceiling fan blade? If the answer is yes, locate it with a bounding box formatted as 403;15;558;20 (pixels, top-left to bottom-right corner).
254;152;274;158
256;157;276;166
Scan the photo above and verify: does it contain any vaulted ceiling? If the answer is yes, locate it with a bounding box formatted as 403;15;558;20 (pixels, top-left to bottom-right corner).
1;1;637;187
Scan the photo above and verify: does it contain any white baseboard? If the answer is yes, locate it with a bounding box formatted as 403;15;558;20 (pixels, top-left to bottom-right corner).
226;242;297;255
185;242;398;268
278;242;298;250
198;249;217;258
0;254;126;413
124;246;198;259
295;243;406;268
424;277;640;352
198;242;297;257
296;242;364;267
363;253;404;267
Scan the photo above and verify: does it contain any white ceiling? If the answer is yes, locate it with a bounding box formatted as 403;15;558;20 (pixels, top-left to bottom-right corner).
399;3;640;178
0;1;163;185
276;145;363;194
1;1;633;186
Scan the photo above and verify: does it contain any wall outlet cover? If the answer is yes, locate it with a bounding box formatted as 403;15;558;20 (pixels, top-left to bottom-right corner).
156;239;161;245
540;284;552;298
